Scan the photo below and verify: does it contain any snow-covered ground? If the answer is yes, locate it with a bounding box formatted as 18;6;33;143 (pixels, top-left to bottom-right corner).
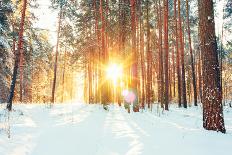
0;103;231;155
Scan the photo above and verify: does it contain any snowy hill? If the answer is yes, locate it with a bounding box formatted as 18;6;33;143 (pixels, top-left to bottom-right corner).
0;103;232;155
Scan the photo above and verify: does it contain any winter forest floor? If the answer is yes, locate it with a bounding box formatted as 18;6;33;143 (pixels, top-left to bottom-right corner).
0;103;232;155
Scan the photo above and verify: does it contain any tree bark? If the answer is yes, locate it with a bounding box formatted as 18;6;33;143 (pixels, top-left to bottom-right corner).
163;0;169;110
7;0;27;111
158;0;164;108
19;43;24;102
100;0;109;106
130;0;139;112
93;0;100;103
51;6;62;103
186;0;197;106
139;0;145;109
198;43;202;103
178;0;187;108
62;50;66;103
174;0;182;107
146;0;152;109
198;0;226;133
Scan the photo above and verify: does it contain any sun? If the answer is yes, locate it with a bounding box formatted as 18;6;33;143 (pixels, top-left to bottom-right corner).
106;63;123;84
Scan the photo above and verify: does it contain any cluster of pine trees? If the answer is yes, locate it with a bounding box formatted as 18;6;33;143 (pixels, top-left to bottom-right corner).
0;0;231;133
0;0;81;107
51;0;231;133
0;0;54;104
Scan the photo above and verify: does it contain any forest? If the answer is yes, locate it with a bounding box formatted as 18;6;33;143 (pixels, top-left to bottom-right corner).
0;0;232;155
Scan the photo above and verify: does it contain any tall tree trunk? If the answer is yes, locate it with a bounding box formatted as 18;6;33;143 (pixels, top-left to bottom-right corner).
139;0;145;109
220;3;225;105
106;0;109;50
30;41;33;103
156;1;160;104
7;0;27;111
198;0;226;133
158;0;164;108
100;0;108;106
62;49;66;103
178;0;187;108
186;0;197;106
51;6;62;103
163;0;169;110
174;0;181;107
169;46;172;101
88;50;93;104
197;28;203;103
117;0;122;106
12;24;16;56
84;62;88;103
146;0;152;109
172;37;176;98
19;43;24;102
130;0;139;112
93;0;100;103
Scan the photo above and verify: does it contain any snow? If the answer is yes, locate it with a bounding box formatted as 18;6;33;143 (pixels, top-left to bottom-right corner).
0;103;232;155
0;36;10;49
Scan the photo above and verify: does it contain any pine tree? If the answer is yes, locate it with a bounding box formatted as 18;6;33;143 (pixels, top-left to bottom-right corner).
163;0;169;110
7;0;27;111
186;0;197;106
51;5;62;104
178;0;187;108
198;0;226;133
130;0;139;112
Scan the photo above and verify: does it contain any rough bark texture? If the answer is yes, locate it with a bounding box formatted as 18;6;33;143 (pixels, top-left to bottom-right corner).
146;0;152;109
163;0;169;110
93;0;100;103
198;42;202;102
139;0;145;109
186;0;197;106
130;0;139;112
174;0;181;108
158;0;164;108
100;0;107;105
198;0;226;133
19;44;23;102
7;0;27;111
178;0;187;108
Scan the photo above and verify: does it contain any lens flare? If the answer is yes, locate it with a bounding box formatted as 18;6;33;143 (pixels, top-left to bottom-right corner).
106;63;123;84
122;89;136;104
122;89;129;97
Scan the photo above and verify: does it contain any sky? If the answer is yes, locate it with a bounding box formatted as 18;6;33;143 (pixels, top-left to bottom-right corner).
32;0;58;46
